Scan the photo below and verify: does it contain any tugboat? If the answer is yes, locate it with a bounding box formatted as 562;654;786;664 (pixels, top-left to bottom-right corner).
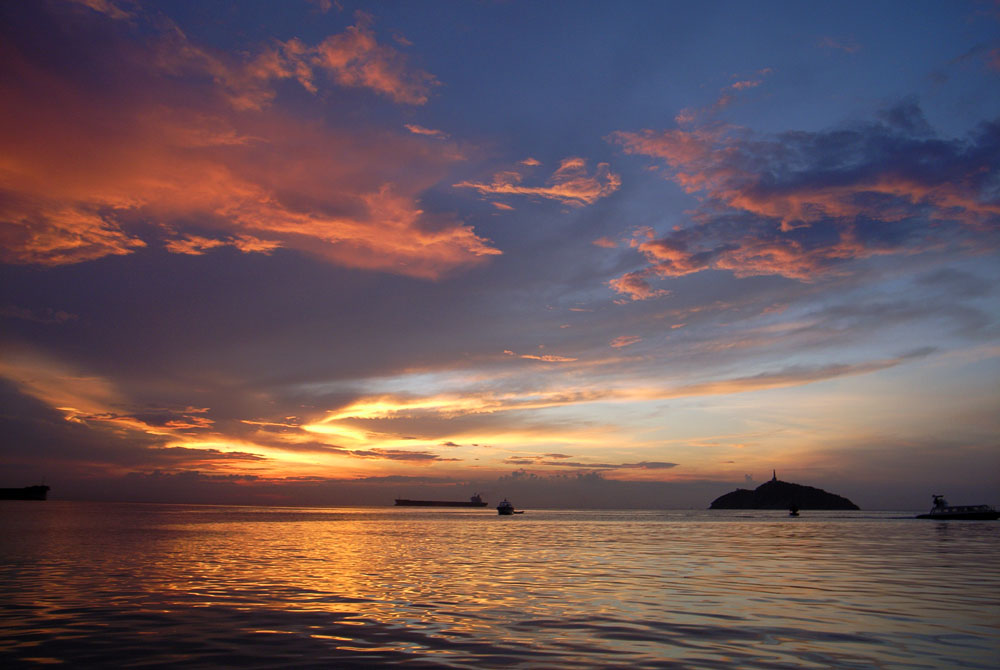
916;495;999;520
497;499;523;515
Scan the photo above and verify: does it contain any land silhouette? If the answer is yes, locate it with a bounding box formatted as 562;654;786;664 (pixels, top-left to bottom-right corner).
710;473;859;510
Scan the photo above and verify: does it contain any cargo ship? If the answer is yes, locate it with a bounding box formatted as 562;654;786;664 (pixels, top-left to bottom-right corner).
0;485;50;500
395;493;488;507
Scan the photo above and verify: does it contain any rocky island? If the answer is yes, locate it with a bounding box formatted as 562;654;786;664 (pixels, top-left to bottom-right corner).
710;472;859;510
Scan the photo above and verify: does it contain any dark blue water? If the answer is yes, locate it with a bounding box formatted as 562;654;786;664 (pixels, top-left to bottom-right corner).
2;503;998;668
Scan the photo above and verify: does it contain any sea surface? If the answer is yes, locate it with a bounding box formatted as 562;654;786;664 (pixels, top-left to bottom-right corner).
1;503;998;669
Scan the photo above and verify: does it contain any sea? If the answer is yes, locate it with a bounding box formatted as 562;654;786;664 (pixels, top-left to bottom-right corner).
1;502;998;669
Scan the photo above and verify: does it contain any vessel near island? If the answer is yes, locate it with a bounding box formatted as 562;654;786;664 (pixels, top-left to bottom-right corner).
0;485;49;500
916;495;999;520
395;493;488;507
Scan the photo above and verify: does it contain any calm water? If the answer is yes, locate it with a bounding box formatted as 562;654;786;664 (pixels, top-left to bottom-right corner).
1;503;998;669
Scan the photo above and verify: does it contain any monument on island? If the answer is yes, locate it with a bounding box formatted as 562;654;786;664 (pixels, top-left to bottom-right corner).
709;471;859;510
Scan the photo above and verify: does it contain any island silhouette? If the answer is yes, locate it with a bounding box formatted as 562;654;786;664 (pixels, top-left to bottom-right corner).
710;472;859;510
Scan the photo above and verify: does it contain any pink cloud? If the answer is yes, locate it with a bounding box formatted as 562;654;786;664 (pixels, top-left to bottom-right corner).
607;100;999;296
612;110;999;232
405;124;449;139
308;0;334;13
669;69;773;128
610;126;730;170
606;220;909;297
819;36;862;53
454;157;620;207
504;349;578;362
69;0;132;20
519;354;579;362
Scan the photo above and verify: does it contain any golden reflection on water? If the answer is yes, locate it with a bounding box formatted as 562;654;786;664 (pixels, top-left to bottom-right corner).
1;504;999;668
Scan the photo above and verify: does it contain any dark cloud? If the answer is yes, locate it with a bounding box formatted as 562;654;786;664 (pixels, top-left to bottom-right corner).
538;461;678;470
146;447;267;463
502;456;678;471
349;449;460;462
0;380;168;469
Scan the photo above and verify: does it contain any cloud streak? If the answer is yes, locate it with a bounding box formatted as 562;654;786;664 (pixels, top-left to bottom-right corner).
454;157;621;207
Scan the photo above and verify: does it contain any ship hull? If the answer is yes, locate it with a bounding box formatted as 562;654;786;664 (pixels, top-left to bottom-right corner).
916;511;999;520
0;485;49;501
395;499;488;507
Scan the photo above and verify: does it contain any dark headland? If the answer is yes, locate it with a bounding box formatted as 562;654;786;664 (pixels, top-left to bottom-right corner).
710;472;859;510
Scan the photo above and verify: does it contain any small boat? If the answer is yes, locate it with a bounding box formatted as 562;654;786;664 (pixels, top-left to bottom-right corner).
789;506;799;517
916;495;999;520
395;493;488;507
497;499;523;515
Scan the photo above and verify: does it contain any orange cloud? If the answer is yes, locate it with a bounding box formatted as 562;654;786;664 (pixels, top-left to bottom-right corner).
610;335;641;348
163;233;282;256
0;204;146;266
519;354;579;362
454;157;620;207
307;12;438;104
228;12;437;107
592;236;618;248
164;235;228;256
0;14;498;277
635;238;712;277
608;271;670;301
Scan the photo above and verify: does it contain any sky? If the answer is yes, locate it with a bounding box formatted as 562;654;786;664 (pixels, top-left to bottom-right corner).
1;0;999;509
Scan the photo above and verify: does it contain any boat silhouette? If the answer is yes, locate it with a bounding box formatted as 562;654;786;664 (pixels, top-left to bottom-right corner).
0;485;49;501
915;495;998;520
395;493;488;507
496;499;524;515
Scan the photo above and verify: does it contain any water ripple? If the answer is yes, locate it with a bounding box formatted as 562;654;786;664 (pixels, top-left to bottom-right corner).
2;504;998;668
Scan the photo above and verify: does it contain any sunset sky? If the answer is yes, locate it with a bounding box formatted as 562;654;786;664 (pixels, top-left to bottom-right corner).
2;0;998;509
